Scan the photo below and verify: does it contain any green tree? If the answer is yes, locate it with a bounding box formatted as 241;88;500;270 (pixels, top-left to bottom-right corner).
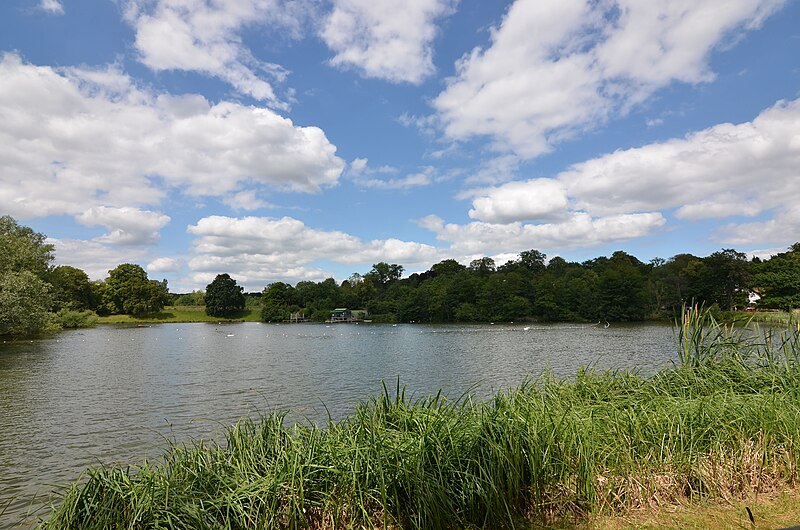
48;265;95;311
428;259;466;277
0;215;54;278
532;272;566;321
0;216;57;336
546;256;569;277
366;262;404;287
106;263;170;317
204;274;245;316
469;257;496;276
752;244;800;310
649;254;702;310
596;252;648;321
703;249;751;310
0;270;56;336
454;302;479;322
172;290;205;306
558;268;599;320
90;281;116;316
516;249;547;274
261;282;294;322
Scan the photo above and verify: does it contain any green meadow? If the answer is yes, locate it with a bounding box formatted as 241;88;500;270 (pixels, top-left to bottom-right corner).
96;305;262;324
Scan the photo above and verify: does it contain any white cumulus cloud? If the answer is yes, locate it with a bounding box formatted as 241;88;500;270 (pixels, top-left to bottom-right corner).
718;206;800;247
321;0;456;84
185;215;445;288
558;98;800;221
147;257;184;273
76;207;171;246
468;179;568;223
0;53;345;221
123;0;311;104
458;97;800;251
420;212;665;255
356;167;438;190
464;155;521;185
223;190;272;211
39;0;64;15
48;238;150;281
433;0;785;158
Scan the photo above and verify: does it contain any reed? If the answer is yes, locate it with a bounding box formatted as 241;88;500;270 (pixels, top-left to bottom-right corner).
41;308;800;529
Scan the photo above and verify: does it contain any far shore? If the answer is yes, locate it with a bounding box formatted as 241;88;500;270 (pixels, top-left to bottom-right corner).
93;307;799;327
95;305;262;324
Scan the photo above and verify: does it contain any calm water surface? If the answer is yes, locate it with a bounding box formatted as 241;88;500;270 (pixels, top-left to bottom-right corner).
0;322;676;528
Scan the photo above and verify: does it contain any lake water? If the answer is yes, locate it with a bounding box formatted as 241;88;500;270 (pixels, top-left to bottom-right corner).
0;321;676;529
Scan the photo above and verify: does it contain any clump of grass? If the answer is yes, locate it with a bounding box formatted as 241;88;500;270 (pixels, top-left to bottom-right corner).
41;308;800;529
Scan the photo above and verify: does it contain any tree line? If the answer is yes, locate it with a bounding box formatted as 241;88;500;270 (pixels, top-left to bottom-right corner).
258;246;800;324
2;214;799;337
0;215;170;336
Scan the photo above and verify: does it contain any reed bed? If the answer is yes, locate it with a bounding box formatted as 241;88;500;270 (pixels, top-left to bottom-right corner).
41;308;800;529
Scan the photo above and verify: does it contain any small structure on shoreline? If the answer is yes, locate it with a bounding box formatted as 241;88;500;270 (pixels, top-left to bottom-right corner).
327;308;367;323
286;311;309;323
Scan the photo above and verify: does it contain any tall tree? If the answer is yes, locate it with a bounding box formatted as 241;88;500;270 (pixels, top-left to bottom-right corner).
261;282;294;322
48;265;95;311
517;249;547;274
0;215;54;278
0;216;57;336
752;244;800;311
428;259;466;277
366;262;404;286
106;263;169;317
650;254;703;310
704;249;751;310
0;270;56;336
469;257;496;276
596;252;648;321
204;274;245;317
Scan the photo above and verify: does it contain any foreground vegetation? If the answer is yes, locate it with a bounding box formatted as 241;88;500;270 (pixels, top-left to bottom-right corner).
41;309;800;529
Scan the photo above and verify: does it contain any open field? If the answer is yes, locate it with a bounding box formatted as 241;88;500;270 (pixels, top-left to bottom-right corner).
96;306;262;324
40;308;800;529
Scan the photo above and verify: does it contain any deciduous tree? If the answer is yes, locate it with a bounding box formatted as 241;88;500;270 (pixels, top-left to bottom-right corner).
261;282;294;322
0;215;54;278
106;263;169;317
0;270;56;336
48;265;94;311
205;274;245;317
704;249;751;310
752;244;800;311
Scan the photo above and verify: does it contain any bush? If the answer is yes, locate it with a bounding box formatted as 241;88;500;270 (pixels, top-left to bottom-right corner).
56;309;99;329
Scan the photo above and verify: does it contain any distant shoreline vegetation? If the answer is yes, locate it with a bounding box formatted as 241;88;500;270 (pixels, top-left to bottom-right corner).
2;214;800;338
39;308;800;529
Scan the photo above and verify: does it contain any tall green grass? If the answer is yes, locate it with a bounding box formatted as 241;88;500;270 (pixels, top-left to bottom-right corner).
41;307;800;529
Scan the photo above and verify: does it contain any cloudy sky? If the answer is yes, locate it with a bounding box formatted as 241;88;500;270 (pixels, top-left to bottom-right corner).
1;0;799;292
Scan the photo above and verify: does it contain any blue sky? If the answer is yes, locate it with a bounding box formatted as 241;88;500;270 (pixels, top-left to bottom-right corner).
1;0;799;292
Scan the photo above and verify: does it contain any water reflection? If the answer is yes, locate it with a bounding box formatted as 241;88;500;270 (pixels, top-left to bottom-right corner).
0;322;675;528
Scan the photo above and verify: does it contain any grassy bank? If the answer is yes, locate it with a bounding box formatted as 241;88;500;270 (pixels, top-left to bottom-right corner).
96;305;261;324
584;487;800;529
725;309;800;325
41;309;800;529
